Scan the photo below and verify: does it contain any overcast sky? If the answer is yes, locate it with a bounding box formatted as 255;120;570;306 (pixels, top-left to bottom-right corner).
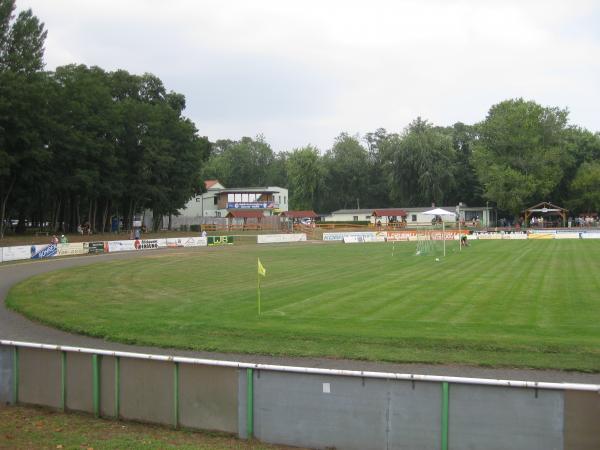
19;0;600;152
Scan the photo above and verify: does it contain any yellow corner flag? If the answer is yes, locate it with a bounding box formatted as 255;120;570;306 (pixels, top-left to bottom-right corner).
258;258;266;277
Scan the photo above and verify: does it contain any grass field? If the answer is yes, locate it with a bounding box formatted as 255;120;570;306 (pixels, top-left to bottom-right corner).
7;240;600;371
0;405;295;449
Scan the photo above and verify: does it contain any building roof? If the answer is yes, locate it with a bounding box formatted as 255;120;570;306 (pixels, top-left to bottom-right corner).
226;210;265;219
331;209;374;215
204;179;221;189
219;187;283;194
372;208;407;217
281;210;318;218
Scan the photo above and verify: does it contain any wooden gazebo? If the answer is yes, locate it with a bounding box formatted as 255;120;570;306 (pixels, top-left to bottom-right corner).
523;202;568;228
372;208;408;227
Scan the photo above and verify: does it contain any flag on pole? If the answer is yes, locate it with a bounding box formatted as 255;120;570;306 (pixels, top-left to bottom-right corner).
258;258;266;277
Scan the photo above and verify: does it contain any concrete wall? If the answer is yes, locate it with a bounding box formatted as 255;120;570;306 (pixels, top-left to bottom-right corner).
0;346;13;405
2;344;599;450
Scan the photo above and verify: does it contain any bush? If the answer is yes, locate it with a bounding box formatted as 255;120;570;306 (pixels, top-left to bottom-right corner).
190;224;201;232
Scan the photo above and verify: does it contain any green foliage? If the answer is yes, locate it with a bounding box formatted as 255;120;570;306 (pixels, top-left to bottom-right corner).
569;161;600;213
473;99;570;214
286;145;321;210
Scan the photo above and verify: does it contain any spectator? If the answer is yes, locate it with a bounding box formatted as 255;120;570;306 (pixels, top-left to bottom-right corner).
60;234;68;244
77;224;83;235
134;228;141;240
51;235;59;245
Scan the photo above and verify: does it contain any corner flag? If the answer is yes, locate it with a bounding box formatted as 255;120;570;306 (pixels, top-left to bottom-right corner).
258;258;266;277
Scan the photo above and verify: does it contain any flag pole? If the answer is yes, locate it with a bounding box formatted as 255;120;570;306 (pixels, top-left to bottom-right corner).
257;270;261;316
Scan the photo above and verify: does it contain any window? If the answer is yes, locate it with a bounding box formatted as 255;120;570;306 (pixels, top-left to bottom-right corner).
353;216;358;221
234;193;242;202
241;193;249;202
366;215;371;219
215;211;221;217
249;193;256;202
213;196;218;205
412;214;417;222
228;193;234;202
284;196;287;204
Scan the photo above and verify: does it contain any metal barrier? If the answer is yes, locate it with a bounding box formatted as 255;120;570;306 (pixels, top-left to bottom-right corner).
1;340;598;450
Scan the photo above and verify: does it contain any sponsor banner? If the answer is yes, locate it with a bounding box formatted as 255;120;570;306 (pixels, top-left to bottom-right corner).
257;234;307;244
527;233;554;240
476;233;503;240
581;232;600;239
227;202;274;209
31;244;58;259
56;243;86;256
554;232;581;240
504;233;528;240
107;240;137;252
343;235;385;244
1;245;31;262
528;229;557;234
139;239;161;250
323;232;377;242
165;237;207;247
208;235;234;246
429;232;456;241
86;241;107;254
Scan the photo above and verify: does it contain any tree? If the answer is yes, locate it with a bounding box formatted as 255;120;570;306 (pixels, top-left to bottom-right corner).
568;162;600;214
388;118;456;206
472;99;570;215
321;133;369;211
0;0;48;237
286;146;322;210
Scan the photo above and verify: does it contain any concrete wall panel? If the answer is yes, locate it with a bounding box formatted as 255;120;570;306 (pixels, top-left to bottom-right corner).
18;348;61;408
449;384;563;450
0;346;14;405
564;390;600;450
119;358;174;425
253;371;388;450
100;356;116;418
65;352;92;413
179;364;237;433
388;380;441;450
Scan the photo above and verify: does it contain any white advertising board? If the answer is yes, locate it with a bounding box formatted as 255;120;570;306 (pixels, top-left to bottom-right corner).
554;233;581;240
56;243;86;256
1;245;31;262
323;232;377;242
386;232;412;241
165;237;208;247
258;234;307;244
107;240;137;252
504;233;528;240
581;232;600;239
476;233;503;240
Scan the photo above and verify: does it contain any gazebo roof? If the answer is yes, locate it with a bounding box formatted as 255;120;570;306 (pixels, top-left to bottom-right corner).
226;210;264;219
523;202;568;214
281;210;318;218
372;208;408;217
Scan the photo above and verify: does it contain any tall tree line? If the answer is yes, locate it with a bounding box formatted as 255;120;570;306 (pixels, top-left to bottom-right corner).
0;0;209;237
202;106;600;220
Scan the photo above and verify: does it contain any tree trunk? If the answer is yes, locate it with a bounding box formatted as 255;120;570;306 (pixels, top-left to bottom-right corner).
53;198;62;232
92;198;98;232
168;213;172;231
0;177;16;239
101;199;110;233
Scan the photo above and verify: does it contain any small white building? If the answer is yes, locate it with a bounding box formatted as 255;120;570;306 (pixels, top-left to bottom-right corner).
324;204;493;227
149;180;289;229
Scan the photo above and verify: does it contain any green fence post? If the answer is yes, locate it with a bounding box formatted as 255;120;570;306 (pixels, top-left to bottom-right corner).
92;354;100;418
174;362;180;428
246;368;254;438
114;356;120;418
61;351;67;411
13;346;19;405
441;382;449;450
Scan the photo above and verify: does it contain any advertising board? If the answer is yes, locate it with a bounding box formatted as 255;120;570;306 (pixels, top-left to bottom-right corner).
107;240;137;252
208;236;234;246
56;243;86;256
31;244;58;259
323;232;377;242
1;245;31;262
257;234;307;244
86;241;107;253
165;237;208;247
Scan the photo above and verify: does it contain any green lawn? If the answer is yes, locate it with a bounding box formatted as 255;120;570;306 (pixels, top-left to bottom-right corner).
7;240;600;371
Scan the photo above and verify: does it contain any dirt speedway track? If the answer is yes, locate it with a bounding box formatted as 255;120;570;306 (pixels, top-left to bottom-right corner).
1;246;599;384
